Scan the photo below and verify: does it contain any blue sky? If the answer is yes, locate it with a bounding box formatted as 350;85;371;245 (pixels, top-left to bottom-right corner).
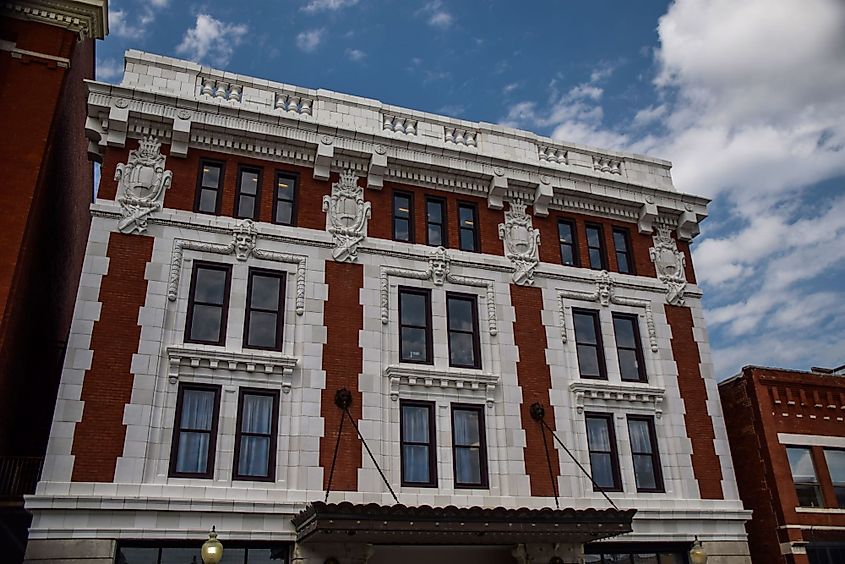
98;0;845;379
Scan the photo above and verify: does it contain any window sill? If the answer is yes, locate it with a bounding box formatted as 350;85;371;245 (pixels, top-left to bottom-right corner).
385;364;498;407
167;345;298;392
570;380;666;418
795;507;845;514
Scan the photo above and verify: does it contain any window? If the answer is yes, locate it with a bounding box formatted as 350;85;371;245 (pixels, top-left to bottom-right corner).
272;171;298;226
452;404;488;488
573;309;607;379
400;401;436;486
447;293;481;369
393;191;414;242
627;416;663;492
586;224;607;270
185;263;232;346
399;288;432;364
426;197;447;247
117;544;291;564
558;219;579;267
613;313;647;383
244;269;286;351
458;202;479;252
235;166;261;220
195;161;223;214
612;228;635;275
787;446;823;507
233;389;279;481
170;384;220;478
824;449;845;508
585;413;621;492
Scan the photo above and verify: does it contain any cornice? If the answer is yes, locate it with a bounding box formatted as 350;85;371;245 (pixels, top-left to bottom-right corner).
2;0;108;39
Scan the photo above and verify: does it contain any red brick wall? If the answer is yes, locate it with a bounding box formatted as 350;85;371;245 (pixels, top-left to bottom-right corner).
665;304;723;499
319;261;363;490
71;233;153;481
510;285;560;497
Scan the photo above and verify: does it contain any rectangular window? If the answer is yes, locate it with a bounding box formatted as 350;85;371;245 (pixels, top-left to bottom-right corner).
446;293;481;369
824;449;845;508
787;446;823;507
558;219;579;267
195;161;224;214
185;262;232;346
399;288;432;364
426;197;447;247
244;269;286;351
458;202;479;252
452;404;488;488
586;224;608;270
613;313;647;383
400;401;436;487
627;416;664;492
235;166;261;220
573;309;607;379
393;191;414;242
585;413;621;492
170;384;220;478
273;171;298;226
612;228;635;274
233;389;279;481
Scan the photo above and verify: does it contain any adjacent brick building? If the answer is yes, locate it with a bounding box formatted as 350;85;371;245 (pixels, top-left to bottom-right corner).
720;365;845;564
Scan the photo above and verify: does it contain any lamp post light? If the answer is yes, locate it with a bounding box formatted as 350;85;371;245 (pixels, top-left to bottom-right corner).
689;536;707;564
201;526;224;564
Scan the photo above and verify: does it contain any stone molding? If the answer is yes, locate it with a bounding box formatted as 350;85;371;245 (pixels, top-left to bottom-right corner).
166;345;298;392
2;0;108;39
384;365;498;407
569;381;666;418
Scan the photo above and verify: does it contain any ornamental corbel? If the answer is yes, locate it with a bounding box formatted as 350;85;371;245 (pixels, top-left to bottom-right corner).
114;136;172;234
649;227;688;305
107;98;130;147
533;175;554;216
638;198;658;234
171;109;193;158
322;169;371;262
367;145;388;190
488;167;507;209
498;201;540;286
313;135;334;180
676;209;700;241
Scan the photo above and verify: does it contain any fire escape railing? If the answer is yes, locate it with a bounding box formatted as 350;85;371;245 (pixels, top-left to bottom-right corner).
0;456;44;502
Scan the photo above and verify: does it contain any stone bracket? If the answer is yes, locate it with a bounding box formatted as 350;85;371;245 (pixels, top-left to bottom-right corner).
367;146;388;190
107;100;129;147
676;210;700;241
638;200;658;234
313;136;334;181
171;111;193;158
488;168;507;209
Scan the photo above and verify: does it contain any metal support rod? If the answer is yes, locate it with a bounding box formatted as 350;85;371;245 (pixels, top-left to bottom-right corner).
538;418;560;508
343;407;399;504
324;406;346;502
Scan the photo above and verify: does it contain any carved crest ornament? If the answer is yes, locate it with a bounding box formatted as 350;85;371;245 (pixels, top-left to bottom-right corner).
322;169;372;262
649;227;688;305
498;201;540;285
115;136;172;234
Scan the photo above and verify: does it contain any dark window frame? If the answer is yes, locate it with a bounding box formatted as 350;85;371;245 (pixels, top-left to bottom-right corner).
194;160;225;215
457;201;480;252
400;400;437;487
824;448;845;509
446;292;482;369
558;218;580;267
169;383;221;479
398;287;433;365
787;445;824;507
243;268;287;352
612;313;648;383
586;223;608;271
584;412;622;492
392;190;415;243
234;165;262;220
451;403;489;489
572;308;608;380
232;387;280;482
185;261;232;346
612;227;635;275
425;196;448;247
272;170;299;226
627;415;664;493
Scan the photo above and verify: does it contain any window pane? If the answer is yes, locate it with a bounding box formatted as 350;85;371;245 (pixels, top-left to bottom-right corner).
586;417;611;451
238;435;270;477
276;176;294;201
824;449;845;483
447;298;474;331
453;410;480;446
161;548;206;564
201;165;220;188
835;486;845;509
455;447;481;485
428;225;443;246
633;454;657;490
241;394;273;434
400;292;427;326
275;201;293;225
190;304;222;342
403;445;430;483
181;389;215;430
176;430;209;473
561;245;575;266
248;311;278;348
198;188;218;213
590;452;615;489
394;194;411;218
573;313;598;344
587;227;602;247
394;218;411;241
459;205;474;225
427;200;443;222
613;230;628;251
613;316;636;348
195;268;227;304
589;248;603;269
795;484;823;507
460;229;476;251
617;253;631;274
239;170;259;195
449;333;476;366
558;222;574;245
238;194;255;219
251;275;281;310
787;447;818;481
618;349;641;381
577;344;601;377
629;419;653;453
400;327;428;361
247;548;290;564
117;547;158;564
402;405;430;442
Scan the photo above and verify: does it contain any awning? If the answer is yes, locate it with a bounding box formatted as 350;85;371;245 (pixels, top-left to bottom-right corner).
292;502;636;545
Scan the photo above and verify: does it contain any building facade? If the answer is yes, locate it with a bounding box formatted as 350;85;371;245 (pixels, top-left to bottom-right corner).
27;49;751;563
720;366;845;564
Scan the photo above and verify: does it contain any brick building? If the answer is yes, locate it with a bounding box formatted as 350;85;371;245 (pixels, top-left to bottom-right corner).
720;365;845;564
26;49;751;563
0;1;107;561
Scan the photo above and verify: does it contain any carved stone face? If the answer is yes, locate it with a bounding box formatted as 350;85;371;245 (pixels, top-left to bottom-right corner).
234;232;256;260
431;259;447;285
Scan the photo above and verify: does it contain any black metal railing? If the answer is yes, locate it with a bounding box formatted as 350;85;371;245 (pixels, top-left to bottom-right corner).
0;456;44;500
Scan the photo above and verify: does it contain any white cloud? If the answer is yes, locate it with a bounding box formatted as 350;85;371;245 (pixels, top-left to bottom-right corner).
96;58;123;82
301;0;359;13
176;14;248;66
346;48;366;62
108;1;170;38
420;1;454;29
109;9;142;39
502;82;520;95
296;29;325;52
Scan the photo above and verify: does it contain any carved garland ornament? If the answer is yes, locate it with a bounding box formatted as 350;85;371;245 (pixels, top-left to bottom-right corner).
114;136;172;235
649;227;688;305
498;201;540;286
167;220;306;315
322;169;372;262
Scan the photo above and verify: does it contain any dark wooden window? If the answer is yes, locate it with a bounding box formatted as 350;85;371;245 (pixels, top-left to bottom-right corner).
185;262;232;346
400;400;436;487
244;269;286;351
235;166;261;220
627;415;664;492
393;191;414;242
613;313;647;383
787;446;823;507
272;171;298;226
447;293;481;369
170;384;221;478
824;449;845;508
458;202;479;252
585;413;621;492
399;287;432;364
586;223;608;270
426;197;447;247
612;227;635;275
573;309;607;379
233;388;279;481
558;219;579;267
116;545;291;564
195;161;224;214
452;404;488;488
